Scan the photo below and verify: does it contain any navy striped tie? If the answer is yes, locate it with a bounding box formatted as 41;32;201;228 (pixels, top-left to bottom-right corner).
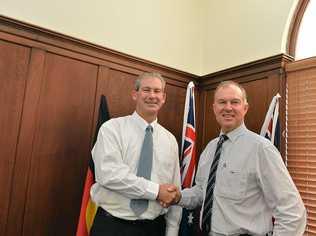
202;134;228;234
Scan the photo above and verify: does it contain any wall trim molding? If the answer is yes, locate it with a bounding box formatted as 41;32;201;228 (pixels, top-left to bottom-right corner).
199;54;294;90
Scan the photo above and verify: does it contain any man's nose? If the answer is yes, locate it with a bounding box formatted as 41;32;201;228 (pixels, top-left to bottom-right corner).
223;102;233;110
147;90;157;96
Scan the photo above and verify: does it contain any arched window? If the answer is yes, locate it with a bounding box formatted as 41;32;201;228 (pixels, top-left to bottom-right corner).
287;0;316;59
295;1;316;59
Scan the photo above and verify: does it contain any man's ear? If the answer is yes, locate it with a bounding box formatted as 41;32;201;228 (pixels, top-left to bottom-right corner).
162;92;166;104
244;103;249;114
131;90;137;101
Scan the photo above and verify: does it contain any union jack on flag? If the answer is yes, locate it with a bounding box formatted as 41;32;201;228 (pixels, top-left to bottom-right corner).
260;93;281;151
179;82;200;236
180;81;197;189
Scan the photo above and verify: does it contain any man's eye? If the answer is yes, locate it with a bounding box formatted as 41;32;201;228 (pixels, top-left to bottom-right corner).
231;100;240;104
142;88;151;93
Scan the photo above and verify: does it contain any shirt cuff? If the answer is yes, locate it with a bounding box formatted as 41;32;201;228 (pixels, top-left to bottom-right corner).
177;191;186;207
143;180;159;200
177;196;185;206
165;225;179;236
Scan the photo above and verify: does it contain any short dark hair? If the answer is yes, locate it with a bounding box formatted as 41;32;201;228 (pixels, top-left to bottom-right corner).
214;80;248;104
134;72;166;91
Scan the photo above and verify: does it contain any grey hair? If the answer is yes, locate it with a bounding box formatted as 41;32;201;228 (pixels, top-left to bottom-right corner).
134;72;166;91
214;80;248;104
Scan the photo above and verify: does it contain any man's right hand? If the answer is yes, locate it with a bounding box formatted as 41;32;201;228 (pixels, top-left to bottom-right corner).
157;184;181;208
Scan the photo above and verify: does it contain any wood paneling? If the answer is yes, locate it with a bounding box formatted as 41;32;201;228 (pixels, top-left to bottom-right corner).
0;40;30;236
200;89;219;149
21;53;98;236
5;48;46;236
243;77;280;132
159;83;187;142
103;69;137;118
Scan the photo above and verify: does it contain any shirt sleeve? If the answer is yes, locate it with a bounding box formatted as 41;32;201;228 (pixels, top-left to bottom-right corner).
178;144;211;209
258;144;307;236
92;122;159;200
164;139;182;236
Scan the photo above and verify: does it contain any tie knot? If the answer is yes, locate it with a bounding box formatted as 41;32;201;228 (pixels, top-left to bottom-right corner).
218;134;228;145
146;125;153;133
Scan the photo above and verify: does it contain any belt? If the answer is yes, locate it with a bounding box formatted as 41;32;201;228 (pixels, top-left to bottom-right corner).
98;207;165;226
239;234;270;236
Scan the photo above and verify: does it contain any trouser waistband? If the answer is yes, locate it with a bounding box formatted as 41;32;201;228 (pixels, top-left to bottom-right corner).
97;207;165;226
239;234;270;236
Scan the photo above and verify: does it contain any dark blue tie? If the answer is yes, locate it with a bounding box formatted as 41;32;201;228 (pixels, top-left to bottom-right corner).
130;125;153;215
202;134;228;234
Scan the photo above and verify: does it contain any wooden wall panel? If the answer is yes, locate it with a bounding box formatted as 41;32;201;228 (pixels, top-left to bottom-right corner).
103;69;137;118
21;53;98;236
0;40;30;236
200;89;218;149
90;66;110;145
5;48;46;236
243;76;280;132
159;83;186;143
194;86;204;156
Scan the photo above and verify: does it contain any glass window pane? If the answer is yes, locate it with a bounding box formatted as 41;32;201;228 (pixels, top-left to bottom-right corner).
295;1;316;60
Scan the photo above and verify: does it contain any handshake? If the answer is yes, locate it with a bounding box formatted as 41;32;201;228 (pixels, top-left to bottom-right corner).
157;184;181;208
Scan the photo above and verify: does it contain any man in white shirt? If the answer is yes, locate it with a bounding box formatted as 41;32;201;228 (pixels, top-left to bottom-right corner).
90;72;182;236
172;81;306;236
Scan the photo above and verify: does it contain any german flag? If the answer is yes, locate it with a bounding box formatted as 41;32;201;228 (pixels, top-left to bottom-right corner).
76;95;110;236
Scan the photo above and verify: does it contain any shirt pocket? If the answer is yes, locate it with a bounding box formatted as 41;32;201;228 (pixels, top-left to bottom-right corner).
215;168;247;200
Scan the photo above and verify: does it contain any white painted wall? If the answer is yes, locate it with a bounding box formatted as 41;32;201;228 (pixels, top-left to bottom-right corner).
0;0;298;75
202;0;298;74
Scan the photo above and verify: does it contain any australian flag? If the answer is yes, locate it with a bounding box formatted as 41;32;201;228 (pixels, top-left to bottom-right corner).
260;93;281;151
260;93;281;226
179;82;200;236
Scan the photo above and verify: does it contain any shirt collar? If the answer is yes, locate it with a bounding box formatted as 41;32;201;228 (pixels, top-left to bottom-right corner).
220;122;247;143
132;111;157;131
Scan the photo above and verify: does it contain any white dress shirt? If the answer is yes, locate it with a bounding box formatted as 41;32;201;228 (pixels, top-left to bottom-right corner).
91;111;182;236
179;123;306;236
